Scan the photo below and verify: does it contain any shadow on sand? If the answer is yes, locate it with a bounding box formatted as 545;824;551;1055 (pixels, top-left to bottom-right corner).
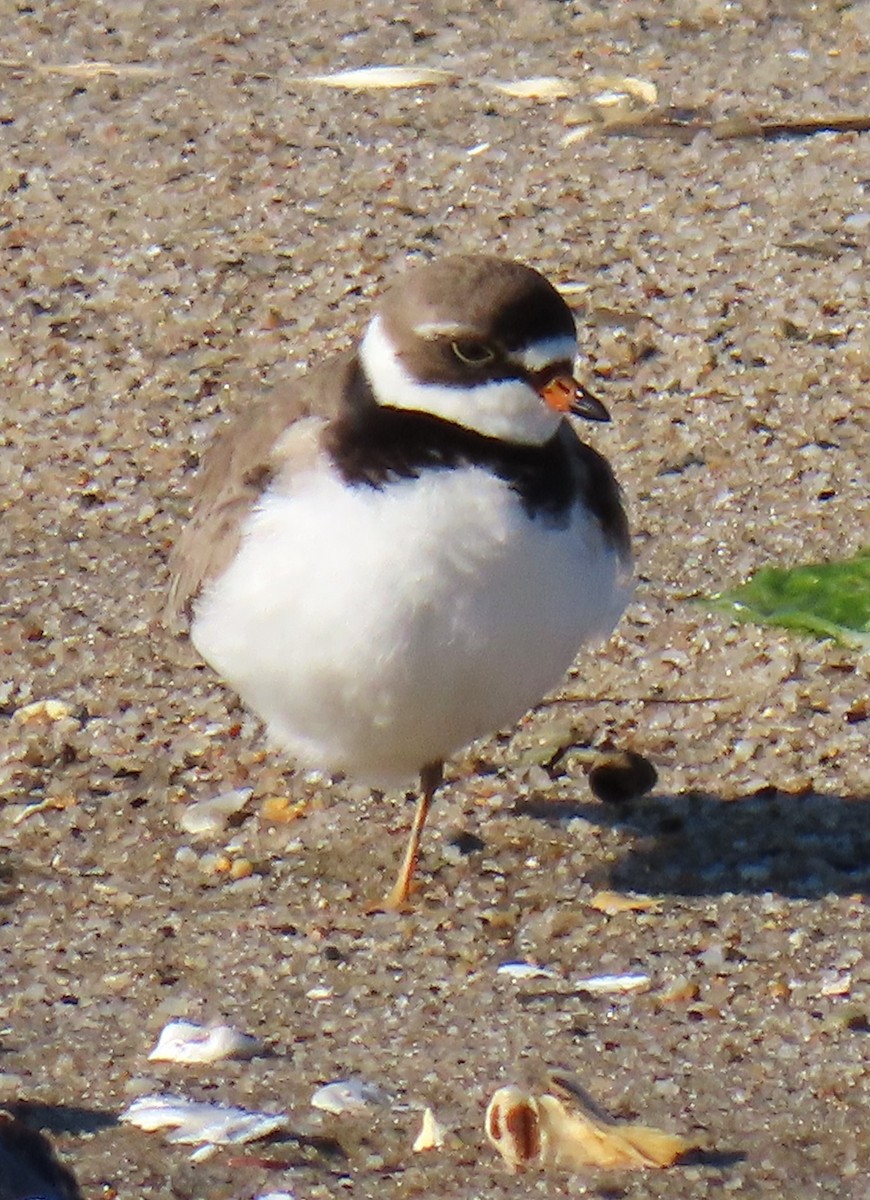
514;788;870;899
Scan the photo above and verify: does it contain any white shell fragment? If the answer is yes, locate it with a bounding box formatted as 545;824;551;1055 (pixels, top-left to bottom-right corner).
311;1078;391;1115
591;75;658;107
497;961;557;980
178;788;252;836
485;76;577;100
148;1020;264;1064
305;986;334;1001
412;1106;447;1152
304;66;455;90
0;59;165;79
120;1094;288;1156
574;972;651;994
560;125;595;147
12;698;74;723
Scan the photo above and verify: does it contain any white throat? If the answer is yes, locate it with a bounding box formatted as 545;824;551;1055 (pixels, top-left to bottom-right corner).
359;314;564;446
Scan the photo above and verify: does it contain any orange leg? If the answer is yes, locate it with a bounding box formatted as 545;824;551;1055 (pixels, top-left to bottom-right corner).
382;761;443;910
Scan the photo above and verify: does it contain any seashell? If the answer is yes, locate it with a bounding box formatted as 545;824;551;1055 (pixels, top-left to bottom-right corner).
486;1086;542;1171
1;59;164;79
11;795;78;825
412;1107;447;1152
589;890;662;915
590;75;658;107
147;1020;264;1064
591;88;629;108
484;76;577;100
560;124;595;147
310;1078;391;1115
486;1077;694;1172
178;789;252;836
574;972;651;994
304;66;455;91
496;961;556;980
819;970;852;997
305;986;334;1001
120;1094;288;1156
615;75;658;105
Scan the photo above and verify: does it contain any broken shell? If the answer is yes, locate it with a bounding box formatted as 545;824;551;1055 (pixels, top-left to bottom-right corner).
484;76;577;100
486;1087;542;1171
304;66;455;90
497;961;556;980
612;75;658;105
589;890;662;916
486;1081;694;1172
574;972;651;994
120;1094;288;1155
590;75;658;107
261;795;307;823
310;1079;391;1115
179;789;252;836
12;699;74;723
147;1020;264;1064
11;795;78;825
658;975;701;1004
305;986;334;1001
412;1106;446;1152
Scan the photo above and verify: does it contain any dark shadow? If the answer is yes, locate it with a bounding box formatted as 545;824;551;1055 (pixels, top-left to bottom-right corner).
0;857;17;909
0;1111;86;1200
678;1147;746;1169
4;1101;117;1137
515;789;870;899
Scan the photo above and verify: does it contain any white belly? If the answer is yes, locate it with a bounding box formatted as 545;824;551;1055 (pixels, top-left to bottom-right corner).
192;463;631;786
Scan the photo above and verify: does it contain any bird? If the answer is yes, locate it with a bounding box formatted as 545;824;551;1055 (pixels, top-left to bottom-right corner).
166;254;632;909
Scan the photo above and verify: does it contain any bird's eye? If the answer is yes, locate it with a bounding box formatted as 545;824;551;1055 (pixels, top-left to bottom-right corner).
451;340;496;367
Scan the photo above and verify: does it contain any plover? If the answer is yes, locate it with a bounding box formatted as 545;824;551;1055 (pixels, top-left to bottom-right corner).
167;255;632;908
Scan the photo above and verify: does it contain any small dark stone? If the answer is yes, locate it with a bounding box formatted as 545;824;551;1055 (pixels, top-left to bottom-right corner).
588;751;657;804
845;1011;870;1032
448;831;486;855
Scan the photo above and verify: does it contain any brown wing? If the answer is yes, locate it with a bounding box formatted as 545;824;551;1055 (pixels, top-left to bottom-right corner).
558;422;632;567
165;352;354;634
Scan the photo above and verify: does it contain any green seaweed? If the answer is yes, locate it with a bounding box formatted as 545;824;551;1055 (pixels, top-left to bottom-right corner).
709;549;870;648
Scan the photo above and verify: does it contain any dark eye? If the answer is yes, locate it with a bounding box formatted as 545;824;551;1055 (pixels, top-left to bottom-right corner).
451;340;496;367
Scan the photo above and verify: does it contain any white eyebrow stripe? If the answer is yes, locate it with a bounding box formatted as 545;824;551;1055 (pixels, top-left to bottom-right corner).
513;335;578;372
412;320;470;339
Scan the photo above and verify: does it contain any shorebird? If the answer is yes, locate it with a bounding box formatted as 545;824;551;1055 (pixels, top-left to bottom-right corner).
167;255;631;907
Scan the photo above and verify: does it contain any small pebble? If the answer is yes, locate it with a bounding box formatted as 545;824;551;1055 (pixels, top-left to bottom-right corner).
178;789;252;836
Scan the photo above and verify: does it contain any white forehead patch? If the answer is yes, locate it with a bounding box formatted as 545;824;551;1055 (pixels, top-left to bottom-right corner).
359;315;563;446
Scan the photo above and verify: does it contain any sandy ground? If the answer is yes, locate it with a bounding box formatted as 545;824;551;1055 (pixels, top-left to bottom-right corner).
1;1;869;1197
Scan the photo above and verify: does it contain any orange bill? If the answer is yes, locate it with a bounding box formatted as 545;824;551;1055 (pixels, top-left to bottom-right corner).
535;373;611;422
